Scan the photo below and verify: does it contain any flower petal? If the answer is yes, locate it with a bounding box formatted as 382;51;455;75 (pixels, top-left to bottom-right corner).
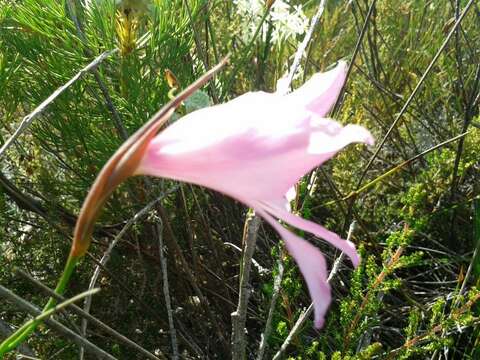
309;119;375;154
139;116;372;204
260;200;360;267
287;61;347;117
254;207;331;328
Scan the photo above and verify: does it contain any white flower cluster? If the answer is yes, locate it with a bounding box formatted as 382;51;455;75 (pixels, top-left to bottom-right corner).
83;0;153;15
234;0;309;45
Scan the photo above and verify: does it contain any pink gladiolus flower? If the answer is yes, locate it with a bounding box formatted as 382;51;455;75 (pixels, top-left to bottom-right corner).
0;59;375;359
134;61;374;327
67;59;372;330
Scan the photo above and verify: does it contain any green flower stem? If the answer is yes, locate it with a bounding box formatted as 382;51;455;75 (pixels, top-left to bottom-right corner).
167;87;178;100
0;255;80;355
10;288;100;337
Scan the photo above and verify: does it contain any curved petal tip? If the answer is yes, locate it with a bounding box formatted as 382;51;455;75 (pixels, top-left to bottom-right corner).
282;230;332;329
287;61;348;117
261;201;361;267
343;124;375;147
254;207;333;328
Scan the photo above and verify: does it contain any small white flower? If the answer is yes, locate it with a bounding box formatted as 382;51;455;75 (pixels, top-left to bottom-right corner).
234;0;309;46
83;0;153;16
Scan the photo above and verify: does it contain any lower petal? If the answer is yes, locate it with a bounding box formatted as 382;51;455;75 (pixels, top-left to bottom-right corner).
254;207;331;328
261;201;360;267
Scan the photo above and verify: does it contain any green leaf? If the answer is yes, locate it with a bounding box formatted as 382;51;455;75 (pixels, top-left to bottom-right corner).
184;90;212;113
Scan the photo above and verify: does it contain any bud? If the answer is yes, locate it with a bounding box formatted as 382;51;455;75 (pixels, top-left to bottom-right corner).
164;69;179;89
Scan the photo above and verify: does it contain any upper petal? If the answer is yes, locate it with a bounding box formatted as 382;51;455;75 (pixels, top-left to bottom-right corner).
286;61;347;117
138;114;372;203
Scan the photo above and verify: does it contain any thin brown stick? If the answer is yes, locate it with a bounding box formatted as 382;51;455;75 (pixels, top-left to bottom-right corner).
256;258;284;360
156;218;179;360
231;212;262;360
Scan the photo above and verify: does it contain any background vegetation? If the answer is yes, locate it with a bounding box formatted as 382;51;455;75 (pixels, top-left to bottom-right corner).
0;0;479;358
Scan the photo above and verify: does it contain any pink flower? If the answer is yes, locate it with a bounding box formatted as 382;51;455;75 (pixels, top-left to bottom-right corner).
74;60;373;328
135;61;373;327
